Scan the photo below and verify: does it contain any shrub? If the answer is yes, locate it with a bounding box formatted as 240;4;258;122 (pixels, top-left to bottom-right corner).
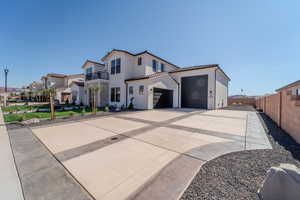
17;115;25;122
128;102;134;110
104;106;109;112
128;97;134;110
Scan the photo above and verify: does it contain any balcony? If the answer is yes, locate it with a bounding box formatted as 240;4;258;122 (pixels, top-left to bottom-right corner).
85;72;109;81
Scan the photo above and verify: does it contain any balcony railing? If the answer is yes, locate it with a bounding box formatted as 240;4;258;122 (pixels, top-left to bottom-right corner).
85;72;109;81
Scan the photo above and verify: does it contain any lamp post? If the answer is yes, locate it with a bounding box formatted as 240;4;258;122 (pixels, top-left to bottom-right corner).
3;67;9;106
4;67;9;93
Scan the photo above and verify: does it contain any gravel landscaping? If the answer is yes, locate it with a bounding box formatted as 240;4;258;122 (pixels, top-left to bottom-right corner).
180;105;300;200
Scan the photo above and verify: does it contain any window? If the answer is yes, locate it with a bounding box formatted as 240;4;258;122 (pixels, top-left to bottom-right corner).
138;57;142;65
111;58;121;74
111;87;121;102
297;88;300;96
129;86;133;95
86;67;92;74
152;60;157;72
116;87;120;102
111;60;115;75
116;58;121;73
161;63;165;72
139;85;144;95
110;88;115;102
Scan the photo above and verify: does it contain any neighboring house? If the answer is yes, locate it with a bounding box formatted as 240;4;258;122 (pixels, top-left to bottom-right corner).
82;60;109;107
24;81;45;101
41;73;84;104
70;81;85;105
84;49;230;110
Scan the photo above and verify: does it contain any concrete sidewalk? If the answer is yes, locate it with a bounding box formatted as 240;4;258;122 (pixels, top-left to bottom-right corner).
0;108;24;200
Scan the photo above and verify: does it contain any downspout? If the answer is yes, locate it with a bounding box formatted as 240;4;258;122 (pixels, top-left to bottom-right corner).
178;84;180;108
169;75;180;108
125;81;128;107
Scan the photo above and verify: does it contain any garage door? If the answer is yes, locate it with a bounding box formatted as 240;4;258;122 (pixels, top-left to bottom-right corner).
153;88;173;108
181;75;208;109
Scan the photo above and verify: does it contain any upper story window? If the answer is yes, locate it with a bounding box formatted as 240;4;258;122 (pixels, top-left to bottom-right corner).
138;57;142;65
152;60;157;72
129;86;133;95
111;58;121;75
161;63;165;72
111;60;115;75
116;58;121;73
86;67;92;74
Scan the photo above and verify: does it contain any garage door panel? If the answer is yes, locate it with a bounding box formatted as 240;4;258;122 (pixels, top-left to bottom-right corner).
181;75;208;109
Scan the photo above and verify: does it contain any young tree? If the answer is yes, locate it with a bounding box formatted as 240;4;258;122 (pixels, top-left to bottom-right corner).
48;88;56;120
88;85;101;115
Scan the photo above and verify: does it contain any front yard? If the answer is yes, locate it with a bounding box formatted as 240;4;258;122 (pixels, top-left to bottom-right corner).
2;104;104;123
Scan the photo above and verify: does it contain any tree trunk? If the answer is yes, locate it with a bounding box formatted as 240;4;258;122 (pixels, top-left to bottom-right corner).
93;90;97;115
50;92;55;120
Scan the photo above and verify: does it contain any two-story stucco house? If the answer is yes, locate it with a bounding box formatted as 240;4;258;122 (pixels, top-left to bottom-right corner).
83;49;230;110
81;60;109;107
41;73;84;104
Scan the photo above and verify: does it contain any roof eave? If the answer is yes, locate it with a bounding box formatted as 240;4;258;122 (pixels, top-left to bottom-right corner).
276;80;300;92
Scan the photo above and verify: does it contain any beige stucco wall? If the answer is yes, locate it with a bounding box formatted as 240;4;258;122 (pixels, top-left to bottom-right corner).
47;77;65;88
215;70;229;108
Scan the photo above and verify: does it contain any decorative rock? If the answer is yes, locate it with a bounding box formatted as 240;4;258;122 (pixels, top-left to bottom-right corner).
64;107;74;111
258;163;300;200
37;108;50;112
21;118;40;125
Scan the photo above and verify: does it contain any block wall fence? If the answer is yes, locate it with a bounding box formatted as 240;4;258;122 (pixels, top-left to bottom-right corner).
256;90;300;143
228;97;256;106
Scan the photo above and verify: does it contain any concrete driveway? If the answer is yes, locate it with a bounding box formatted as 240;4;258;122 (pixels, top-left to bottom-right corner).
31;109;271;200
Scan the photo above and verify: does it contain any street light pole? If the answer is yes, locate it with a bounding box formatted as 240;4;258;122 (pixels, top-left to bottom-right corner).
4;67;9;92
3;67;9;106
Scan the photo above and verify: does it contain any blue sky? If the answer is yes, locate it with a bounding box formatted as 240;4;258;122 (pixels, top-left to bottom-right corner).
0;0;299;95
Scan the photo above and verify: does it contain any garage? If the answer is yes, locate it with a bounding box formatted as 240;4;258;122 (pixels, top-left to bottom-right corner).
181;75;208;109
153;88;173;108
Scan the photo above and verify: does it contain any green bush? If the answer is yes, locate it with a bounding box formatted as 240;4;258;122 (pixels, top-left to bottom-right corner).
128;102;134;110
